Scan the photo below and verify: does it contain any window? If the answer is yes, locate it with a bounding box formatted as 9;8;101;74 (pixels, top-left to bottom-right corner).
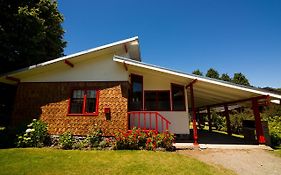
68;89;99;115
144;91;170;111
130;74;143;111
171;84;186;111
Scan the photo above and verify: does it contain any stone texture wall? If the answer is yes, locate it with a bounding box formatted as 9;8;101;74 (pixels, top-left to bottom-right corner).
12;81;129;136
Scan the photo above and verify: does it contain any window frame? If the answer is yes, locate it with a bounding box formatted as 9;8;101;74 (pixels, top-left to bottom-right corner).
67;89;99;116
171;83;186;111
129;74;144;111
144;90;171;111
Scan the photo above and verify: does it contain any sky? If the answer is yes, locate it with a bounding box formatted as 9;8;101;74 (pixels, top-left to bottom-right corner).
58;0;281;88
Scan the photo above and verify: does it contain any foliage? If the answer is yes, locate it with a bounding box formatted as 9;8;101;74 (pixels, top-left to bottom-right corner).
0;148;234;175
220;73;231;82
114;128;175;151
86;125;103;148
0;0;66;74
229;109;253;134
211;112;225;131
59;132;74;150
232;73;250;86
262;105;281;147
16;119;49;147
206;68;220;79
192;69;203;76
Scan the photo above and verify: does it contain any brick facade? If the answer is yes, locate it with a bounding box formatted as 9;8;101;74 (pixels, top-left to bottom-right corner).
12;82;129;136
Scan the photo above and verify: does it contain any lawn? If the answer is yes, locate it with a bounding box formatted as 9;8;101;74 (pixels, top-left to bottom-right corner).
0;148;235;175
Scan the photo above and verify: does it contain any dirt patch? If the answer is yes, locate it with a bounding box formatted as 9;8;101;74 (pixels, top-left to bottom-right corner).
178;148;281;175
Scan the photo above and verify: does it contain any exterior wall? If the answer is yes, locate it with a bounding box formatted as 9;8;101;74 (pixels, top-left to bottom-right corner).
12;81;129;136
130;70;190;135
21;53;129;82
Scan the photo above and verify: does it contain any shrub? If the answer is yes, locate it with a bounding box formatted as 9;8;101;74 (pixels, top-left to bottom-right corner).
16;119;49;147
59;132;74;149
114;128;175;151
87;126;103;148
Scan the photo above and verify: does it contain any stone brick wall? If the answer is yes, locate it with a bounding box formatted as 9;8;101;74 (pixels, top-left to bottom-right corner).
12;81;129;136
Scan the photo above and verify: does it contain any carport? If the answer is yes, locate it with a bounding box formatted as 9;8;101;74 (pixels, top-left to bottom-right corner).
114;56;281;145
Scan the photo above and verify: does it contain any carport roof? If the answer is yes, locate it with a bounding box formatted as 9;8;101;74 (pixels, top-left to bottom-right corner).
113;55;281;108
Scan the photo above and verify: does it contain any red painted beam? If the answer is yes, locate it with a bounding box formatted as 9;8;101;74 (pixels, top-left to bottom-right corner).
186;79;198;89
124;44;128;53
190;84;198;145
252;99;266;144
64;60;74;68
5;76;20;83
224;105;232;136
123;61;128;71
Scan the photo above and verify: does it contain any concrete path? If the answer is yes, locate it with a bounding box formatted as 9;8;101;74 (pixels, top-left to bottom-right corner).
178;148;281;175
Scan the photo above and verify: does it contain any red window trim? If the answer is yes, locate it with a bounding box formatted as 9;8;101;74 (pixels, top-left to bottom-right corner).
171;83;186;111
67;89;99;116
144;90;171;111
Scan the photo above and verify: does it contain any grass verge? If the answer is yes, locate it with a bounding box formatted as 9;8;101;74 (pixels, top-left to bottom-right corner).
0;148;235;175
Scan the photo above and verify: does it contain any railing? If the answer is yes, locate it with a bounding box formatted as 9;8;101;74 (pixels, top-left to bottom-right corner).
128;111;171;133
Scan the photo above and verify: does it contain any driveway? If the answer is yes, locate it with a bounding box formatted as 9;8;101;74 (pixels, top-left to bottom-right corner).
178;148;281;175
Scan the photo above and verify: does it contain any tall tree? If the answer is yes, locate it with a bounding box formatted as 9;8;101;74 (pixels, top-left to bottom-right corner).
0;0;66;74
206;68;220;79
221;73;231;82
232;73;250;86
192;69;203;76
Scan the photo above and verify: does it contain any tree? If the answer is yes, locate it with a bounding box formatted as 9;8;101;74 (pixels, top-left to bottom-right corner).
206;68;220;79
232;73;250;86
192;69;203;76
221;73;231;82
0;0;66;74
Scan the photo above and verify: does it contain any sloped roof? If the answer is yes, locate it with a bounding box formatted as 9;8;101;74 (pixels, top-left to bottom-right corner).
113;55;281;107
0;37;140;84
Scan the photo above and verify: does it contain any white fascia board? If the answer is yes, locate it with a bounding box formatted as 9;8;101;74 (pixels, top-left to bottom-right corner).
113;55;281;101
0;36;139;78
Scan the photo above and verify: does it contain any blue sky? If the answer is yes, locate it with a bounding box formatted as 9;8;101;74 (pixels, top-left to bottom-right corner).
58;0;281;88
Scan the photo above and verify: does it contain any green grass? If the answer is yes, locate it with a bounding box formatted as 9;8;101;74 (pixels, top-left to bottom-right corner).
0;148;235;175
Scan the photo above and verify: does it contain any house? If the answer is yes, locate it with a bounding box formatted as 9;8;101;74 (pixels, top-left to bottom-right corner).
1;37;281;144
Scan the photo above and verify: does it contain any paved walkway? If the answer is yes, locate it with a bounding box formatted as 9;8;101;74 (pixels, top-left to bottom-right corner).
178;148;281;175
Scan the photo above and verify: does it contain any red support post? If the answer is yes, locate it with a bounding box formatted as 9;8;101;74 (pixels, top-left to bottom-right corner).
161;118;164;132
252;99;266;144
207;106;212;132
138;112;140;128
224;105;232;136
149;112;152;129
190;84;198;145
143;112;146;129
156;113;158;132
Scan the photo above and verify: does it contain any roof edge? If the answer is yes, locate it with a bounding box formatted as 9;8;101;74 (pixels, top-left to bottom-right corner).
113;55;281;100
0;36;139;78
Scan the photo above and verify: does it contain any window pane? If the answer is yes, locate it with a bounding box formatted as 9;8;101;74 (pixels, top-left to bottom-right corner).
70;99;83;114
130;75;143;111
172;85;185;111
73;90;84;98
157;91;170;111
145;92;157;110
85;90;96;113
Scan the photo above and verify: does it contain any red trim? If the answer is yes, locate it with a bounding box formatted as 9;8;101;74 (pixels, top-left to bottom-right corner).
186;79;197;89
124;44;128;53
252;99;266;144
5;76;20;83
190;84;198;145
67;89;99;116
64;60;74;67
171;83;186;111
144;90;171;111
207;106;212;132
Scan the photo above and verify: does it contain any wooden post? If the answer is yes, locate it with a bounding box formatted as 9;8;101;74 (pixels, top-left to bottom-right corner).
252;99;266;144
224;105;232;136
190;84;198;145
207;106;212;132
